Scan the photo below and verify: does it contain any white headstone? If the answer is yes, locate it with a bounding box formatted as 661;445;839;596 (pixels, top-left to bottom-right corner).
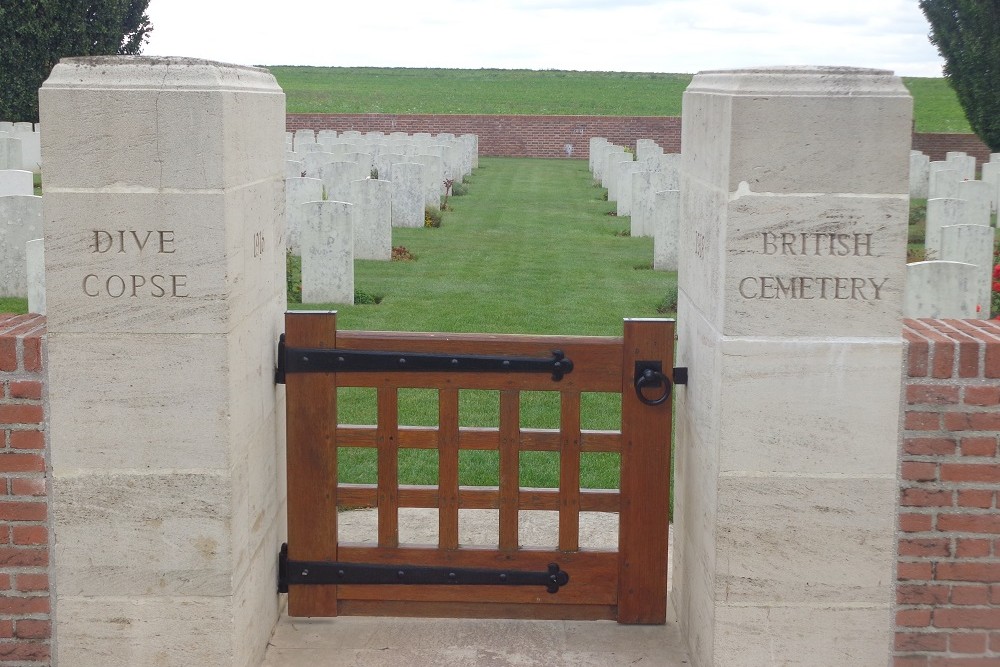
0;195;43;297
980;161;1000;213
957;179;992;226
929;166;960;199
904;260;979;318
635;138;662;162
301;200;354;304
652;189;680;271
319;160;367;204
25;238;45;314
909;151;930;199
293;129;316;152
0;137;23;170
946;151;976;180
13;127;42;172
0;169;34;196
925;197;966;258
414;153;445;208
616;161;645;218
940;223;996;318
350;178;392;261
390;162;426;228
285;159;304;179
301;151;337;179
285;177;324;254
589;137;608;173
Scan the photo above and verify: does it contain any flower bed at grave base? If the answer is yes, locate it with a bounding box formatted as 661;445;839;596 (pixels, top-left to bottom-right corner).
2;312;1000;664
0;314;49;665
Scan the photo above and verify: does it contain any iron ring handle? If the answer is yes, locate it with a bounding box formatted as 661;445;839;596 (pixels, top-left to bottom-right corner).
634;368;672;406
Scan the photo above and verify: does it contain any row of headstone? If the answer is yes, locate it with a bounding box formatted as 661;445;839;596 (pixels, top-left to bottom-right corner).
286;131;478;304
910;149;1000;209
905;151;999;319
285;129;476;204
0;122;42;173
588;137;682;271
287;177;393;305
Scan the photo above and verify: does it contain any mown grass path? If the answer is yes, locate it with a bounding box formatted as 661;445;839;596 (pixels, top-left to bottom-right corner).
306;157;676;337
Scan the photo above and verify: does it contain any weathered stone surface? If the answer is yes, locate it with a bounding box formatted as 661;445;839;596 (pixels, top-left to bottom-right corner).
391;162;426;228
350;178;392;261
26;238;44;314
940;223;995;318
0;194;42;297
301;200;354;304
0;169;33;196
904;260;979;318
285;176;324;254
41;56;286;667
674;67;907;667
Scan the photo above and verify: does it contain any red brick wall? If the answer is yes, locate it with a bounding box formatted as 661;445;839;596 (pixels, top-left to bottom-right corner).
911;133;992;165
286;114;990;162
0;314;48;665
285;114;682;158
898;318;1000;666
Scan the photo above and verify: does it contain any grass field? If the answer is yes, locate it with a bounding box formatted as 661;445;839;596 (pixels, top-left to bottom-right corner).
270;66;971;133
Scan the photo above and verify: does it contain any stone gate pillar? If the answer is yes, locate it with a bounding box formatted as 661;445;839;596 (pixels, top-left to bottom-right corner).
672;68;911;665
40;57;287;666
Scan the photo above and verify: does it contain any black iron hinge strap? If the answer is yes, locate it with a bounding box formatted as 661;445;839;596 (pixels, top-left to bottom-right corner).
275;334;573;384
278;544;569;594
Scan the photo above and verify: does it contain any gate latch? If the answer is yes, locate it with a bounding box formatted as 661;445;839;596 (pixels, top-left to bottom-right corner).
634;361;672;406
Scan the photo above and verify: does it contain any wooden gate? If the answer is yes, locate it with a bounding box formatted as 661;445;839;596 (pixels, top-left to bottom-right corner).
279;311;675;623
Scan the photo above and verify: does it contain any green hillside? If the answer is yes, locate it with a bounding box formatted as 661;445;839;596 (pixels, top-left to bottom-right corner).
268;67;970;134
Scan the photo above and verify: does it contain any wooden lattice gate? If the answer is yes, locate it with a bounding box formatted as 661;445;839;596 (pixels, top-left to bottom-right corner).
278;311;675;623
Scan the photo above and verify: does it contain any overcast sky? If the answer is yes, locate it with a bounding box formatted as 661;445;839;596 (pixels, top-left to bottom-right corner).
142;0;945;77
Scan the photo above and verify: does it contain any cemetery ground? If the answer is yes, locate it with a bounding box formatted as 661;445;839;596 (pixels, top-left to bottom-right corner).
290;156;669;490
271;66;970;133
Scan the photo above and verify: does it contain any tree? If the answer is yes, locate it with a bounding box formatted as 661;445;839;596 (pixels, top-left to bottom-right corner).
919;0;1000;151
0;1;152;122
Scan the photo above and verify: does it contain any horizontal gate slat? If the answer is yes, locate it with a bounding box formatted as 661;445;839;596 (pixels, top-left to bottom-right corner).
336;485;619;512
337;426;622;452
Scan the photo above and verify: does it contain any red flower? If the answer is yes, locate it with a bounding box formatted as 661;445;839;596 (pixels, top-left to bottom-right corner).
993;281;1000;292
994;264;1000;279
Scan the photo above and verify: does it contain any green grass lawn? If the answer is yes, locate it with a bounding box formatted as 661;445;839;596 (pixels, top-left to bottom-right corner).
271;66;971;134
270;67;691;117
903;77;973;133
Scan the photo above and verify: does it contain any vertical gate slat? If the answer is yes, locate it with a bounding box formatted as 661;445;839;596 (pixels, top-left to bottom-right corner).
498;390;520;551
285;311;339;616
438;388;460;549
377;387;399;548
617;319;673;624
558;391;581;552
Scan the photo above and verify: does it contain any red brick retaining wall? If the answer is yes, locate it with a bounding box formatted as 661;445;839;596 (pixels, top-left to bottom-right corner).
286;113;990;162
0;314;48;665
911;133;992;165
898;318;1000;666
285;114;682;158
